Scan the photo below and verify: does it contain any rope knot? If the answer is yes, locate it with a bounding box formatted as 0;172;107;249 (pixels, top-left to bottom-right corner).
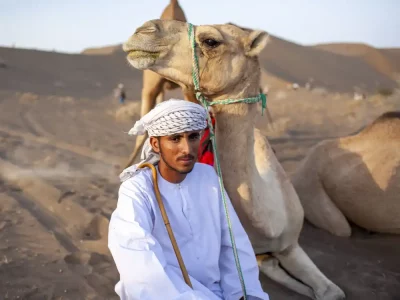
195;91;205;101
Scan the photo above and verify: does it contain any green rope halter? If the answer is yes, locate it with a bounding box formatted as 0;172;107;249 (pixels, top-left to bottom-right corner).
188;23;267;300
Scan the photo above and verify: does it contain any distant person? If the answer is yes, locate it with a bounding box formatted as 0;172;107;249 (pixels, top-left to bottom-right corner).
114;83;126;104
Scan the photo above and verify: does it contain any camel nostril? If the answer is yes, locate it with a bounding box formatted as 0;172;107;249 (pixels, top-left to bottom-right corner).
140;27;157;34
134;23;158;35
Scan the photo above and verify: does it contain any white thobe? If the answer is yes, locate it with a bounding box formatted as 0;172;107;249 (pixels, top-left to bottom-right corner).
108;163;269;300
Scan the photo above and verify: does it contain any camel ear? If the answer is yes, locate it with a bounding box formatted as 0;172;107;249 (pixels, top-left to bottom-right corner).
245;30;269;57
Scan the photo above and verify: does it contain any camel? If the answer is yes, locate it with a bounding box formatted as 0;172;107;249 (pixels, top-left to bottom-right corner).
125;16;271;169
124;0;197;169
122;19;345;299
292;111;400;237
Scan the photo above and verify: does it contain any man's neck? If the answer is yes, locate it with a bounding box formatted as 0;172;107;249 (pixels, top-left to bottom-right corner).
158;160;187;184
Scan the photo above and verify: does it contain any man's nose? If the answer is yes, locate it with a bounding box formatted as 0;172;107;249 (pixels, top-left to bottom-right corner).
180;137;192;154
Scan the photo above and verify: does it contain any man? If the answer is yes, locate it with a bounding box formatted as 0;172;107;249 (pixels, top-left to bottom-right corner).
114;83;126;104
108;99;269;300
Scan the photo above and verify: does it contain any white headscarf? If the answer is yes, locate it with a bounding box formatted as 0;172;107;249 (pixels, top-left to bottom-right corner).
120;99;208;182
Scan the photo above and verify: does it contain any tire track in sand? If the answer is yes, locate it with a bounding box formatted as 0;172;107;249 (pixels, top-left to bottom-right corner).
19;110;41;137
5;189;78;252
0;157;110;256
24;110;56;139
0;192;102;299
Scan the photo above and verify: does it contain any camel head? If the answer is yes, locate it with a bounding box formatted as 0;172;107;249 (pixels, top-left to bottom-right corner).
123;20;269;98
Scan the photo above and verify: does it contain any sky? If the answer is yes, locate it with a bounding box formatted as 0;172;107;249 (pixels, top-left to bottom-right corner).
1;0;399;53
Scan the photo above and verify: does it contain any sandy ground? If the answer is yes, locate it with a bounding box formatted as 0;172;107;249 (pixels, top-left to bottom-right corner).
0;87;399;300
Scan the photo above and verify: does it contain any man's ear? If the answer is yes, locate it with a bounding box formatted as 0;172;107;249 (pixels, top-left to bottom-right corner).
150;136;160;154
244;30;269;57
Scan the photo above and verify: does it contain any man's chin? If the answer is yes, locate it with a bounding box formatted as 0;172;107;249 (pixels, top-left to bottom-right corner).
177;165;195;175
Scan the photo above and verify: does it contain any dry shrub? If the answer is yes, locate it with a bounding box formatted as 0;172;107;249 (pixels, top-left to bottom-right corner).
59;96;75;104
19;92;39;104
376;87;394;97
262;117;291;137
114;101;141;122
311;87;328;96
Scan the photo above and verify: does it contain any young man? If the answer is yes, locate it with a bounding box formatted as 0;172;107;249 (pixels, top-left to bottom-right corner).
108;99;269;300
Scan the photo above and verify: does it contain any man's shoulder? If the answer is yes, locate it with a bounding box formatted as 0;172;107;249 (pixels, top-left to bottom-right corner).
194;162;215;172
192;163;218;182
120;167;153;193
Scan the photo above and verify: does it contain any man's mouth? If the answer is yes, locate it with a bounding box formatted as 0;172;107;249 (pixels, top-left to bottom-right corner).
178;156;195;162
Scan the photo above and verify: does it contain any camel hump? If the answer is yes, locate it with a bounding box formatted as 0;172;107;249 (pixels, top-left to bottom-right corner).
359;110;400;138
374;111;400;123
368;110;400;129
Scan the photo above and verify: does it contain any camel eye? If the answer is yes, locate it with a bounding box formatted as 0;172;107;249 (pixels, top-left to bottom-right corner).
203;39;220;48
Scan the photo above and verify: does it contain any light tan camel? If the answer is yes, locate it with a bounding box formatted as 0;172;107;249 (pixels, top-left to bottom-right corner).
125;0;197;168
292;111;400;237
122;19;345;299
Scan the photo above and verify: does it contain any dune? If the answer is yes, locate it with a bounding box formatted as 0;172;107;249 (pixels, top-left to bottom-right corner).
260;36;397;93
314;42;398;79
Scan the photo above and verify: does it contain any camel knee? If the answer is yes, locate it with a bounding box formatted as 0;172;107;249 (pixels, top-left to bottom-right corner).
294;173;352;237
258;255;315;299
257;255;279;272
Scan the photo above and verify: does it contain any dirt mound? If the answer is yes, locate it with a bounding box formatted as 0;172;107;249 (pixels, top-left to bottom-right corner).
315;43;398;78
380;48;400;76
82;214;109;241
81;44;122;55
114;101;141;122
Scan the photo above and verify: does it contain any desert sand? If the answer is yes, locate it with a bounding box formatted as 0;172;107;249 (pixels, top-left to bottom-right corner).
0;37;399;300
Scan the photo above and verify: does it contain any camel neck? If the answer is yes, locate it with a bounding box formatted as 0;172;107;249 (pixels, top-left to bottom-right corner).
209;81;262;175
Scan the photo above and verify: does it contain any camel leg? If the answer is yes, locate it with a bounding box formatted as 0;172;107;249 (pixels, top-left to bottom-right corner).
155;89;164;105
182;89;198;104
140;71;164;117
303;181;351;237
124;133;148;168
274;244;345;300
257;256;314;298
292;150;352;237
124;71;165;168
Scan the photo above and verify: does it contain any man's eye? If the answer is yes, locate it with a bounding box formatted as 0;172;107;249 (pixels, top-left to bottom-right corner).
189;134;201;140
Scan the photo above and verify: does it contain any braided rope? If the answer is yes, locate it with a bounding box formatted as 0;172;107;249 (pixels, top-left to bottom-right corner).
188;24;201;92
188;23;270;300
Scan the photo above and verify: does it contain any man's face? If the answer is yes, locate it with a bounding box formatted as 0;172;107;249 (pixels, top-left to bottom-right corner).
150;130;202;174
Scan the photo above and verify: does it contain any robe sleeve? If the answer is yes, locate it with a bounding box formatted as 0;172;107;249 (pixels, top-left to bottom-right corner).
218;188;270;300
108;179;210;300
